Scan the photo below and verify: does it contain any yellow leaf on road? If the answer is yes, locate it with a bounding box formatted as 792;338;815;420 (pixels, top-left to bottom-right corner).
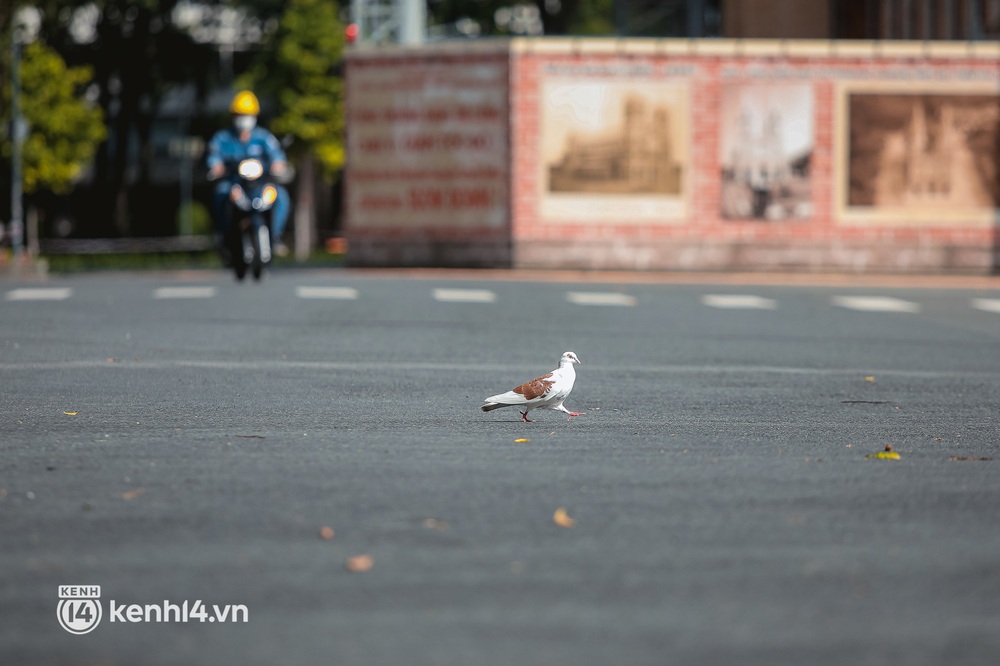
514;438;530;443
64;411;78;416
866;444;900;460
866;451;900;460
120;488;145;500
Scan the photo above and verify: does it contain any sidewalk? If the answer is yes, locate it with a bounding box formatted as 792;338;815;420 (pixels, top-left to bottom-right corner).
0;252;48;280
3;255;1000;291
339;266;1000;290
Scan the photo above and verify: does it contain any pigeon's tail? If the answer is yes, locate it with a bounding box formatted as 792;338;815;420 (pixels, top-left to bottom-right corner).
482;402;505;412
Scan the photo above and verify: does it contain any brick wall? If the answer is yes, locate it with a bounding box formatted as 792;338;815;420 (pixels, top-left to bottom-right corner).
343;43;513;268
345;38;1000;273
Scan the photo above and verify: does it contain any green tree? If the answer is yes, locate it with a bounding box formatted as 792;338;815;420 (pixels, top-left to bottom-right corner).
11;41;107;195
1;29;105;251
241;0;346;259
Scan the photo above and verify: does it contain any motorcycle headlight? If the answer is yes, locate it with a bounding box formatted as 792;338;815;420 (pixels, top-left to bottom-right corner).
238;159;264;180
262;185;278;206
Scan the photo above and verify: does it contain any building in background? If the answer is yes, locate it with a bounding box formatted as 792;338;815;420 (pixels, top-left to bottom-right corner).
344;5;1000;273
722;0;1000;40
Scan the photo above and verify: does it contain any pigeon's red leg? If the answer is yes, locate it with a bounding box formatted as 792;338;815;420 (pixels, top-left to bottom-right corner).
520;410;534;423
566;411;585;419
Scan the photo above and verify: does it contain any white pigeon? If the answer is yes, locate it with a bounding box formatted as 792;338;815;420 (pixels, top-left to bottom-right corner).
482;351;584;422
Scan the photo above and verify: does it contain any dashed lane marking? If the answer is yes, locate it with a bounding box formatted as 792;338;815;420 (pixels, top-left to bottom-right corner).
433;288;497;303
972;298;1000;314
153;286;217;299
296;286;359;300
566;292;636;306
5;288;73;301
832;296;921;313
701;294;777;309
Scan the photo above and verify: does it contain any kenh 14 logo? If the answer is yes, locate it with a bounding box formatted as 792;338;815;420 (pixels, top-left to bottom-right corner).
57;586;102;635
57;585;249;634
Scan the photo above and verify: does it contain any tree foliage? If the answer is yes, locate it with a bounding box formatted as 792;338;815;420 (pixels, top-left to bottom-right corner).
10;41;107;194
1;7;106;199
430;0;615;37
240;0;345;180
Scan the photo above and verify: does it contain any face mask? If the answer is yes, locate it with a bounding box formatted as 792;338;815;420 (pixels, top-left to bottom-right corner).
234;115;257;131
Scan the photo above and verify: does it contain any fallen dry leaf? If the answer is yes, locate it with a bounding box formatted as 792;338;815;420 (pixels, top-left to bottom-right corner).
120;488;145;500
514;438;530;443
344;554;374;573
422;518;449;531
553;507;575;528
63;411;78;416
865;376;876;383
318;526;335;540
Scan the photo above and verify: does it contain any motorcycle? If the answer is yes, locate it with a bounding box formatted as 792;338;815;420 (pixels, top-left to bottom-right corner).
209;157;291;281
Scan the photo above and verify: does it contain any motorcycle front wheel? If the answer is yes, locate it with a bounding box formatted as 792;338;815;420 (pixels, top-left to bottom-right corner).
231;232;247;281
251;225;264;281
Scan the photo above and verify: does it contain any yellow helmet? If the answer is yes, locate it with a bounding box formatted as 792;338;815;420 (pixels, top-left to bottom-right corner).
229;90;260;116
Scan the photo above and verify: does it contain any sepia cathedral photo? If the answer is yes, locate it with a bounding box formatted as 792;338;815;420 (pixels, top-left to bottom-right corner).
545;89;684;196
848;92;1000;212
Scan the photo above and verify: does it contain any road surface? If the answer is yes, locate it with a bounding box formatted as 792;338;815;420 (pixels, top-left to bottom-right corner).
2;268;999;665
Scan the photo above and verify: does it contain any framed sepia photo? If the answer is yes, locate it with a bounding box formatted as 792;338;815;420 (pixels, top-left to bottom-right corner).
539;79;690;223
838;83;1000;226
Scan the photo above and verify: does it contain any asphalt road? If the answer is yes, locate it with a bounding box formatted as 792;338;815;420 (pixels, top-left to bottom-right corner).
2;268;1000;665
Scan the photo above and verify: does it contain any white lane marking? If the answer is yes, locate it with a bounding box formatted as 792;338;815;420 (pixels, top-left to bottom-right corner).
972;298;1000;314
153;286;217;299
5;288;73;301
566;291;637;307
433;288;496;303
832;296;921;313
702;294;777;310
296;286;359;300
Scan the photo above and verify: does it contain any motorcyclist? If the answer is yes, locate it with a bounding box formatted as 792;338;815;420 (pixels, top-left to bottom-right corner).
207;90;291;258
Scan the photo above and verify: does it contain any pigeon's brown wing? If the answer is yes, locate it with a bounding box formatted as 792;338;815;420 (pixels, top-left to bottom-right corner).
484;372;555;406
513;373;555;400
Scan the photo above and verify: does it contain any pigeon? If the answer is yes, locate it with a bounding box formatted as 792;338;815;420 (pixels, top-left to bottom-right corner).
482;351;584;422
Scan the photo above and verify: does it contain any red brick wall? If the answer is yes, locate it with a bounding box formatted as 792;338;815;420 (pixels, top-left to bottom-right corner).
343;44;513;267
345;38;1000;273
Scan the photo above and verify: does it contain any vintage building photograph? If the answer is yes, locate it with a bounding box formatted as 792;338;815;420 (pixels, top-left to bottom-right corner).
539;79;689;222
847;91;1000;218
719;83;814;221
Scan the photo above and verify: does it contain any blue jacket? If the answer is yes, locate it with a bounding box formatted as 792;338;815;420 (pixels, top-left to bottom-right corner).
207;127;287;172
